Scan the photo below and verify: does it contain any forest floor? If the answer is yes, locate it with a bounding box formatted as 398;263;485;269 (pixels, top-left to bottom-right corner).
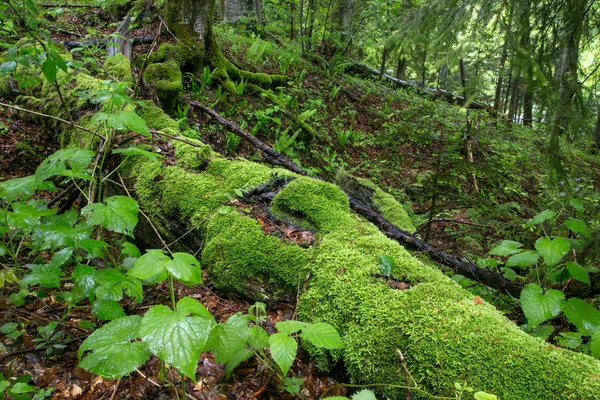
0;5;520;400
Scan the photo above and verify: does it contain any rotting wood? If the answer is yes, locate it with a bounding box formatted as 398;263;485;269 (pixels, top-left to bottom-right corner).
190;101;524;298
108;14;132;59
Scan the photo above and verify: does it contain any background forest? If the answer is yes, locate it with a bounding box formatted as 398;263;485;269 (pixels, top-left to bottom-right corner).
1;0;600;398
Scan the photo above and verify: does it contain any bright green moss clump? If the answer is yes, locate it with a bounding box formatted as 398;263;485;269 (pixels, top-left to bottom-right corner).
143;60;183;115
104;53;133;82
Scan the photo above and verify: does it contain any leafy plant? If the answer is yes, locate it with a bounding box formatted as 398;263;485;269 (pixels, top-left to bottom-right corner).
32;322;66;355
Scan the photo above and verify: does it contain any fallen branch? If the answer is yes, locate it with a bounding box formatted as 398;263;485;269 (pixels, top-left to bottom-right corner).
190;101;524;298
61;36;155;50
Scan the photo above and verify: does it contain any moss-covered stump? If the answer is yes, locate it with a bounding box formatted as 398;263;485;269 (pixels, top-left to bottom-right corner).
125;111;600;400
143;60;183;115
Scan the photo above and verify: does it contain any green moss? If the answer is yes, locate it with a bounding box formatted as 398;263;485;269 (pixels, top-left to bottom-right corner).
361;178;415;233
103;53;133;82
123;111;600;400
148;43;185;67
143;60;183;115
137;101;180;135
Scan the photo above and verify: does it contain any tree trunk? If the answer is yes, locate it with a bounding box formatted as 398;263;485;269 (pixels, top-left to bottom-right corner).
396;53;407;81
594;105;600;148
549;0;585;175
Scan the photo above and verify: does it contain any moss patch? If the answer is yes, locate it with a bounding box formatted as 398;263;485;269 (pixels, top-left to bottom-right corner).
104;53;133;82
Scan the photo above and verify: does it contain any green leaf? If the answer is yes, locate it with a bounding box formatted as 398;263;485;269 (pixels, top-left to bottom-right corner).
353;389;377;400
177;297;215;323
0;381;10;392
300;323;344;349
248;325;270;349
41;57;56;83
92;300;125;321
557;332;582;349
112;147;163;161
71;264;96;302
268;333;297;375
527;210;556;226
81;196;139;236
0;175;54;201
564;218;591;239
488;240;523;257
591;326;600;359
225;348;255;378
207;313;250;364
520;284;564;327
121;242;141;258
535;237;570;267
505;251;539;268
108;112;150;136
10;382;36;394
377;254;395;276
127;250;170;282
561;298;600;334
35;149;95;182
0;60;17;73
566;262;590;285
31;223;92;250
473;392;497;400
48;49;67;72
20;264;63;288
276;320;308;335
79;316;150;379
165;253;203;286
529;324;554;340
140;305;214;378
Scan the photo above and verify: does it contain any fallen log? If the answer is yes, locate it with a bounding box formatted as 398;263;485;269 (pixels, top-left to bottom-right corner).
347;62;489;111
190;101;523;297
61;36;155;50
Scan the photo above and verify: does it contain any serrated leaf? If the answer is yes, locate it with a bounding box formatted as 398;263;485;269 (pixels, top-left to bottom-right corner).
10;382;36;394
108;112;150;136
520;284;564;327
177;297;215;323
225;348;255;378
276;320;308;335
127;250;169;282
561;298;600;334
48;49;67;72
377;254;395;277
35;148;95;182
0;175;54;201
92;300;125;320
353;389;377;400
112;147;163;161
165;252;203;286
269;333;297;375
506;251;539;268
72;264;96;302
488;240;523;256
31;223;92;250
81;196;138;235
140;305;213;379
527;210;556;226
564;219;591;239
566;262;590;285
535;237;570;267
20;264;63;288
50;247;73;268
591;327;600;359
557;332;582;349
300;322;344;349
79;239;109;259
207;314;249;364
248;325;270;349
79;316;150;379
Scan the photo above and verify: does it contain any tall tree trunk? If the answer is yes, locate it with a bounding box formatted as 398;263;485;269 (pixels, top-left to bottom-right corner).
396;51;407;80
421;48;427;86
549;0;585;175
493;0;513;117
594;105;600;148
380;45;389;77
253;0;262;25
507;73;520;126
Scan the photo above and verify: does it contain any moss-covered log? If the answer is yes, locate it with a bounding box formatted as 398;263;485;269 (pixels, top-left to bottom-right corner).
123;106;600;400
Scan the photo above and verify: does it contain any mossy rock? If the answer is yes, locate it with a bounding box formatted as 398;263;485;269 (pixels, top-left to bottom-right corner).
103;53;133;82
143;60;183;115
